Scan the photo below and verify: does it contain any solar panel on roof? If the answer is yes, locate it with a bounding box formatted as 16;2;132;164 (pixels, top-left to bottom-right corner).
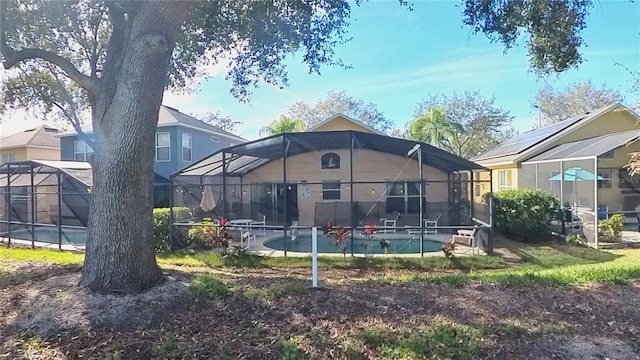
474;114;586;160
523;129;640;163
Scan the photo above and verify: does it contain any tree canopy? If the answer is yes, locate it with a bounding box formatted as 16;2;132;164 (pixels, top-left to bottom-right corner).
198;111;241;133
532;80;625;127
259;116;305;137
286;90;394;134
462;0;593;75
410;91;515;159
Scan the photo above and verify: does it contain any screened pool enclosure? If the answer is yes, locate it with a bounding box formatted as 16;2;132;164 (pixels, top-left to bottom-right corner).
171;131;493;256
521;129;640;248
0;160;92;249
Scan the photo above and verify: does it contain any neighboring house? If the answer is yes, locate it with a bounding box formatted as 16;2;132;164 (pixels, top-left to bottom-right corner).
0;125;61;164
57;105;247;207
174;113;491;230
473;103;640;192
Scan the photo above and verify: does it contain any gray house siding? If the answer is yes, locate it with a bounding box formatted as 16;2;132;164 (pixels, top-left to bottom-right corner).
176;126;236;170
59;125;240;180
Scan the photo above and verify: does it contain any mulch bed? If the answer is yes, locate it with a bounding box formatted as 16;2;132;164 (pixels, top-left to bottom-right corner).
1;260;640;359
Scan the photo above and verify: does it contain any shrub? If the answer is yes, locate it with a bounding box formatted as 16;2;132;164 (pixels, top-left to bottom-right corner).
187;217;232;252
189;275;229;300
492;189;560;242
598;213;624;242
153;207;191;253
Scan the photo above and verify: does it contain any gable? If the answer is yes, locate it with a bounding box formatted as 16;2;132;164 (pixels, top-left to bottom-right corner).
308;114;383;134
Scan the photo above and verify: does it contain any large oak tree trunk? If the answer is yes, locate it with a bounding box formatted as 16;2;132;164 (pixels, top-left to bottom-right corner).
80;3;189;293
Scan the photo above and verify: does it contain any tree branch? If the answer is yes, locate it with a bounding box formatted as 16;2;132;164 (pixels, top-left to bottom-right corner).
2;48;98;95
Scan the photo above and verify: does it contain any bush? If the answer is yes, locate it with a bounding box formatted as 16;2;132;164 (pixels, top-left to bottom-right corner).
189;275;229;300
187;217;232;252
492;189;560;242
153;207;191;253
598;213;624;242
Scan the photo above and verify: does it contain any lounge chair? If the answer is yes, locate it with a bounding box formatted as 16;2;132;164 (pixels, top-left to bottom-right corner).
424;212;442;235
381;211;400;233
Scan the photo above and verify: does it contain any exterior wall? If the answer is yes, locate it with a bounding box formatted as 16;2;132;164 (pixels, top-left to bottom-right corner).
312;116;375;133
26;147;60;161
175;126;236;173
0;148;28;163
241;149;450;225
489;165;518;192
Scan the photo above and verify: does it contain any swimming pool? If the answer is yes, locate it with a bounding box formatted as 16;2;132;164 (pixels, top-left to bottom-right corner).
3;228;87;245
263;235;443;254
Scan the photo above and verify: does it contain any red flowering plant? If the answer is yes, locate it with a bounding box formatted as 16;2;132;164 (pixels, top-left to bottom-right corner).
323;220;351;258
188;217;232;253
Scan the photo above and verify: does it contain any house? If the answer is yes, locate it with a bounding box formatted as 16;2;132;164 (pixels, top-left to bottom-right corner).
473;103;640;192
57;105;247;207
173;113;491;233
0;125;61;163
474;102;640;247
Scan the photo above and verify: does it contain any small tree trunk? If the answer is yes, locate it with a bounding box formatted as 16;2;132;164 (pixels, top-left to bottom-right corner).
80;4;187;292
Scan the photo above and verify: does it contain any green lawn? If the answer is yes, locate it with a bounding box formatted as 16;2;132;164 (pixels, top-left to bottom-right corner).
3;238;640;287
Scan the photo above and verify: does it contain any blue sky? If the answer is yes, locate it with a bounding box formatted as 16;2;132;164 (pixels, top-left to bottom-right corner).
1;0;639;139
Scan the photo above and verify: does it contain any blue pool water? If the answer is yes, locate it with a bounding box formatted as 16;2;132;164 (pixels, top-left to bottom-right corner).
263;235;443;254
5;228;87;245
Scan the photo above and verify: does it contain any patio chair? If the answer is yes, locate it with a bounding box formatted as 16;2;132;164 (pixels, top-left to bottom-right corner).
250;213;266;236
424;212;442;235
451;226;480;247
241;231;256;249
381;211;400;233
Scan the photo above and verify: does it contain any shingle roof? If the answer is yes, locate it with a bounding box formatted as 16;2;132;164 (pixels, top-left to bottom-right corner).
472;103;624;162
0;125;60;149
57;105;247;141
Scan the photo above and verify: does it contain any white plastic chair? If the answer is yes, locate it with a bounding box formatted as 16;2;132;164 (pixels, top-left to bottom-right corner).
383;212;400;233
241;231;256;249
424;212;441;235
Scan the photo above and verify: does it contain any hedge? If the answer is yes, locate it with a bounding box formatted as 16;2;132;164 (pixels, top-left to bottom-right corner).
492;189;560;242
153;207;191;252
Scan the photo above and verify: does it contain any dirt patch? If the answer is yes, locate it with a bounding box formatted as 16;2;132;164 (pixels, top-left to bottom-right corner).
1;266;193;338
2;262;640;359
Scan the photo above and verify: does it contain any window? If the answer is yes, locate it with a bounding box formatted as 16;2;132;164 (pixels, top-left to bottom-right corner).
498;170;512;190
182;133;192;162
386;181;425;214
322;182;341;200
2;153;15;163
74;140;93;162
598;168;614;189
599;149;614;158
321;153;340;169
211;135;219;143
155;132;170;162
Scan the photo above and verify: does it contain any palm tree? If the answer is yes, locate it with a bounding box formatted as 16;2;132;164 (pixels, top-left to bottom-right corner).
406;107;455;150
259;116;305;137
